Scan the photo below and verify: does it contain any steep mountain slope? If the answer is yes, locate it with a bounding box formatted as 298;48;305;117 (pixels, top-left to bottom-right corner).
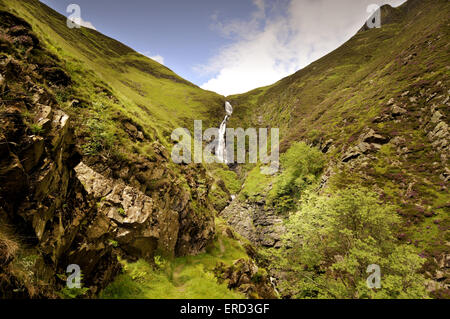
1;0;224;138
0;0;448;299
0;0;276;299
224;0;449;298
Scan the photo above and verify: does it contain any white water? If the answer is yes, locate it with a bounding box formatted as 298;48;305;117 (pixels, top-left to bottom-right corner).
217;101;233;163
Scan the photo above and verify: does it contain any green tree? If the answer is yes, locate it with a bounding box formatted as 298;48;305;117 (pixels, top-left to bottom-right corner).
268;142;324;212
281;187;429;299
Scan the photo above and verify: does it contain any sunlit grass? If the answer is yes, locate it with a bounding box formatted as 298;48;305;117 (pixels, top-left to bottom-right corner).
100;219;248;299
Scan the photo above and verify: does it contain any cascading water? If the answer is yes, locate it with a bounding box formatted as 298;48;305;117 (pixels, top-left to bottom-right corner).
217;101;233;163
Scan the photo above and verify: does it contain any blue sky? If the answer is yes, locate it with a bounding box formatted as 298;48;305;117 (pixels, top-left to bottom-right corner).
40;0;407;96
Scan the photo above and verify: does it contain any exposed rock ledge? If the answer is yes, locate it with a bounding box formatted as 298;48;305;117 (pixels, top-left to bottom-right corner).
75;162;180;258
220;199;285;248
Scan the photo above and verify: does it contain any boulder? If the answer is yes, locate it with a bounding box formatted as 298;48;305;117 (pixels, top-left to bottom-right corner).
214;259;278;299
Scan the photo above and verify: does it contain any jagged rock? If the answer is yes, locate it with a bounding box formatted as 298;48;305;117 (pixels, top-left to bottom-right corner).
19;136;44;171
341;129;390;163
75;161;215;258
75;162;180;257
427;120;449;156
34;103;53;132
321;139;333;153
342;149;362;162
0;27;121;295
430;121;448;139
220;199;285;248
361;129;390;145
214;259;278;299
0;99;120;295
392;104;407;116
123;121;145;142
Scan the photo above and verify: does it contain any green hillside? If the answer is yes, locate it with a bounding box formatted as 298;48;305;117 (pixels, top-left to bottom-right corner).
226;0;449;298
0;0;263;299
0;0;224;155
0;0;448;300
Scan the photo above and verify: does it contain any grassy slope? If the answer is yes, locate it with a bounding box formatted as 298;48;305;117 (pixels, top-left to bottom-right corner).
230;0;449;279
100;219;248;299
230;0;448;144
0;0;224;149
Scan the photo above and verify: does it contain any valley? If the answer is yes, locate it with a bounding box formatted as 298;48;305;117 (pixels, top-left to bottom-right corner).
0;0;448;300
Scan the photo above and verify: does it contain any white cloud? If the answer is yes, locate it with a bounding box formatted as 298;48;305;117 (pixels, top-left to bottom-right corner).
199;0;407;96
149;55;165;65
140;51;165;65
79;18;96;30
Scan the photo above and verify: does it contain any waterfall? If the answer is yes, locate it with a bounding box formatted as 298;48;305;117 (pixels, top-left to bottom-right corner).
217;101;233;163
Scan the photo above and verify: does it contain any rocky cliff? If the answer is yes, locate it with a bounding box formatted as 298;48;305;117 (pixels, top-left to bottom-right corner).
0;10;215;298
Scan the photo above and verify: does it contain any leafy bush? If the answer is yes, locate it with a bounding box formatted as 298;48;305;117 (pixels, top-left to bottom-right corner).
281;187;429;299
267;142;324;212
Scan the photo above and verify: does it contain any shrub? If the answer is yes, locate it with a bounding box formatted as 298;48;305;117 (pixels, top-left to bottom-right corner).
267;142;324;212
28;123;44;135
281;187;429;299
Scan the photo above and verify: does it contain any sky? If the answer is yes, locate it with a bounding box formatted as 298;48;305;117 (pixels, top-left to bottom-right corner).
40;0;407;96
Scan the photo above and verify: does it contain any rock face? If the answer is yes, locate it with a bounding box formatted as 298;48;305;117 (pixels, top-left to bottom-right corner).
0;10;216;297
220;199;285;248
84;142;215;256
81;145;216;257
0;101;120;296
425;252;450;297
214;259;278;299
0;11;124;297
342;128;390;162
0;60;120;296
75;162;180;258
